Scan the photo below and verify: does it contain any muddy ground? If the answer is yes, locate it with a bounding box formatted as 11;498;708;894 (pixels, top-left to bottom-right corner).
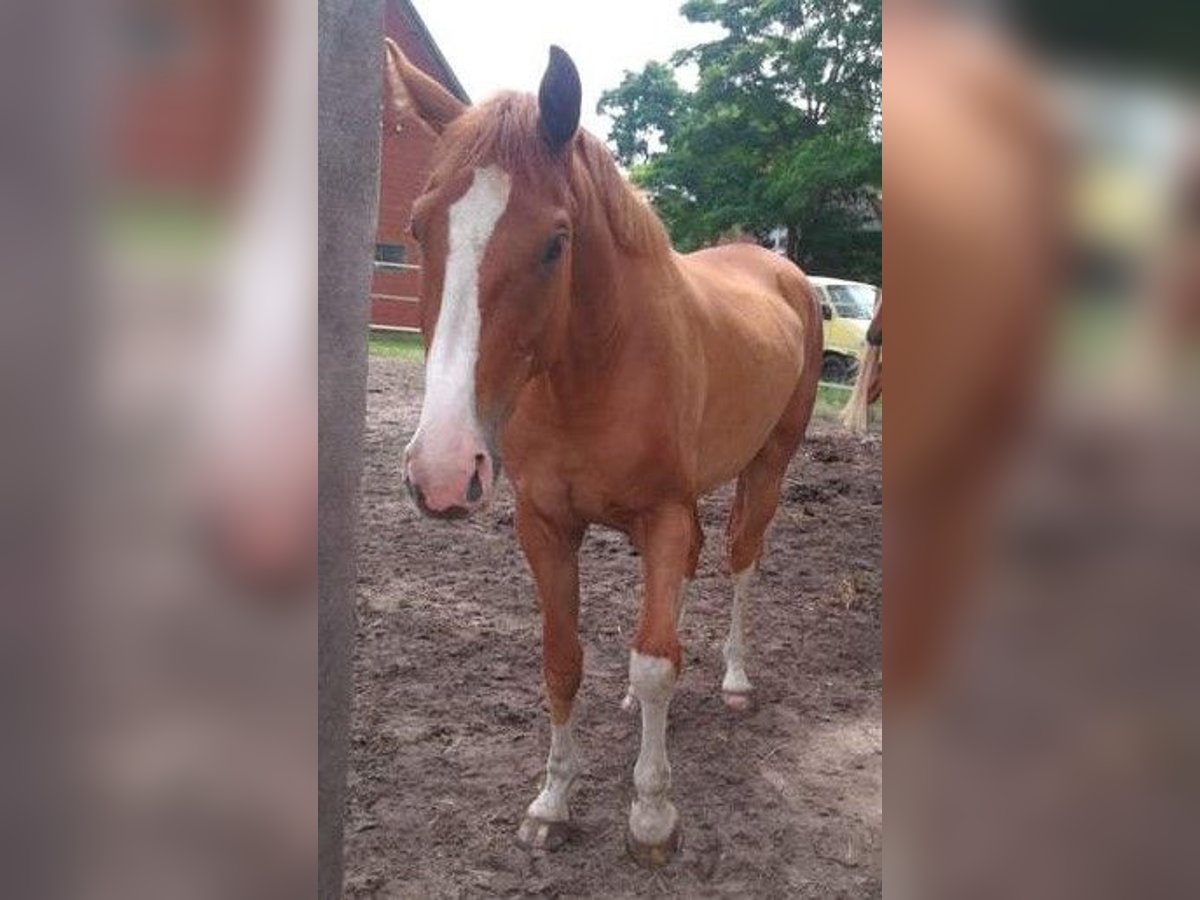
345;356;882;898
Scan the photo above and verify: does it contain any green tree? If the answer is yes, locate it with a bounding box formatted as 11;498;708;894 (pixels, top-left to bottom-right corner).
597;0;881;283
601;62;687;167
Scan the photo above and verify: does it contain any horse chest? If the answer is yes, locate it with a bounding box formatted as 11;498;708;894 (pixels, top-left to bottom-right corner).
506;411;694;521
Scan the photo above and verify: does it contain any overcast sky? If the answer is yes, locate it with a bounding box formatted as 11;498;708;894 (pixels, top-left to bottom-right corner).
410;0;724;143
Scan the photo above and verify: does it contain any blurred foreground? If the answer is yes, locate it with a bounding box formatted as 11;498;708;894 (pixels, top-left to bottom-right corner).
886;1;1198;897
1;0;1197;896
1;1;316;897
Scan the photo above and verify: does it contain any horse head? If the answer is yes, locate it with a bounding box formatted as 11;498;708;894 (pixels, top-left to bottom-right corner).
386;41;582;517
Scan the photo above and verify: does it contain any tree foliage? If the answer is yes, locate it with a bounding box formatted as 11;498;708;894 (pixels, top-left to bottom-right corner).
597;0;881;283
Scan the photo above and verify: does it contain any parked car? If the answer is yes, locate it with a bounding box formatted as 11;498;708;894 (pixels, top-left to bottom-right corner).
809;276;879;382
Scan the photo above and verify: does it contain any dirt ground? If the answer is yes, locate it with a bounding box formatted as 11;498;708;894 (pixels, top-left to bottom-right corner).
345;356;881;898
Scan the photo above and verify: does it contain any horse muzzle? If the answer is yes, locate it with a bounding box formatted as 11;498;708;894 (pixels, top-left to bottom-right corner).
403;427;498;519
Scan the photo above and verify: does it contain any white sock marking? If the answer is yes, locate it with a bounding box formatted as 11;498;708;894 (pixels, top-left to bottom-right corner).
722;567;756;695
410;165;511;447
628;651;679;844
526;716;578;823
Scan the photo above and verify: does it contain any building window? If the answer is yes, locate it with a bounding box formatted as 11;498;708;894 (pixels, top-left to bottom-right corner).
375;243;407;267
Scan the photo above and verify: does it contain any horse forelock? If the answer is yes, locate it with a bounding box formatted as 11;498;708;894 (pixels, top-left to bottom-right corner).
432;92;671;260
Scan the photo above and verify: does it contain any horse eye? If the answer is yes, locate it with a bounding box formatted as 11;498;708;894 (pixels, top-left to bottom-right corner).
541;233;566;265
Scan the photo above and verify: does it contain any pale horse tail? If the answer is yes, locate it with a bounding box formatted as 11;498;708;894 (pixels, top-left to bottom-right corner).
840;341;881;435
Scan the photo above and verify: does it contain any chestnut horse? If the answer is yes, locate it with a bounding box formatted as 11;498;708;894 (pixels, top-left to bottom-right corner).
385;41;822;864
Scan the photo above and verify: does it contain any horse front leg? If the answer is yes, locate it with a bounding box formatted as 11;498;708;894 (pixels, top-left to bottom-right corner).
626;503;700;866
515;498;585;850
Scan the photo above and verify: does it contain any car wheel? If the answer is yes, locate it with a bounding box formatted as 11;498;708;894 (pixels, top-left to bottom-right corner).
821;353;857;384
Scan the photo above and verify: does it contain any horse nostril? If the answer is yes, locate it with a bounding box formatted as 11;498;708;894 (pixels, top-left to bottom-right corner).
466;470;483;503
466;454;487;503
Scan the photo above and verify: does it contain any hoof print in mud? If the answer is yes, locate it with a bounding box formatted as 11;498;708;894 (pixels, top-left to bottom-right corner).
627;821;683;868
517;816;571;850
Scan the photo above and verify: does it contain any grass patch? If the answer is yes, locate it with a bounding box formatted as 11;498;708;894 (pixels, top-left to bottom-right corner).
814;380;882;430
814;381;852;419
369;329;425;360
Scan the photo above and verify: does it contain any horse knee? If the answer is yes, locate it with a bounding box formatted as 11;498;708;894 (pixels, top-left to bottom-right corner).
629;649;677;703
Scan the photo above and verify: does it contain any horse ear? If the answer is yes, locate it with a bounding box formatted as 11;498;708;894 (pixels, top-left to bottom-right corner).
538;46;581;152
384;37;465;136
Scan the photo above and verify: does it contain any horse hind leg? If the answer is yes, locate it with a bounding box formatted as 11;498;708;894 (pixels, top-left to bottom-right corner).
721;562;757;708
722;407;808;709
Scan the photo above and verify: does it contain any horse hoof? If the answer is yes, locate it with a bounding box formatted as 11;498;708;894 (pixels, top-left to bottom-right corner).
627;819;682;867
517;815;571;850
722;690;752;710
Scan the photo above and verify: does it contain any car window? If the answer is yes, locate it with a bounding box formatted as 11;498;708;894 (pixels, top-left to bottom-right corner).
826;284;877;320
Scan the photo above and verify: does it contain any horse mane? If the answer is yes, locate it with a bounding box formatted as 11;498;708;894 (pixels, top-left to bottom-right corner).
435;92;671;258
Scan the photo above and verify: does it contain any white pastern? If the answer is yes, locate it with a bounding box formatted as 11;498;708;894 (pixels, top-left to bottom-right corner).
526;716;578;823
628;651;679;844
722;567;756;695
411;165;511;445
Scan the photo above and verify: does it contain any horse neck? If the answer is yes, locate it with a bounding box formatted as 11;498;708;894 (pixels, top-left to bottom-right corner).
548;211;678;397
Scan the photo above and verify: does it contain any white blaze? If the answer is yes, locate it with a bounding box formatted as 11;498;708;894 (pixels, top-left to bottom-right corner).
412;165;511;443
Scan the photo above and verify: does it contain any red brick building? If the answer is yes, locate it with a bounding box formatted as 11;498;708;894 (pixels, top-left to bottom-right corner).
373;0;470;330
